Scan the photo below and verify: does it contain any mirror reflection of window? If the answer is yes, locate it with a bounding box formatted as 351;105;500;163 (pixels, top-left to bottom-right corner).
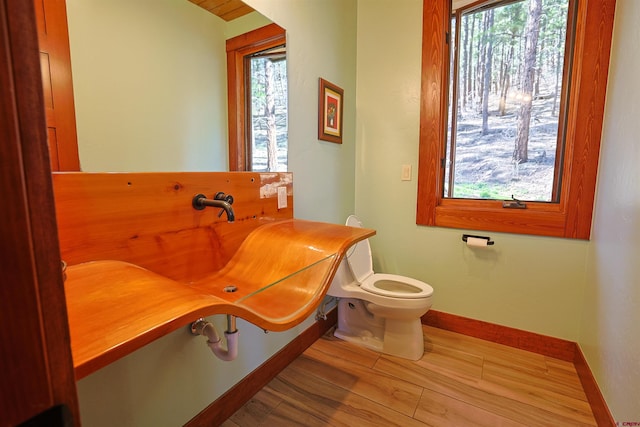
248;46;288;172
226;23;286;172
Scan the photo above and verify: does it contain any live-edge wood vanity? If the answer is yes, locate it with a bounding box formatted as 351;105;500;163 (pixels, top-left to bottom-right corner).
53;172;374;379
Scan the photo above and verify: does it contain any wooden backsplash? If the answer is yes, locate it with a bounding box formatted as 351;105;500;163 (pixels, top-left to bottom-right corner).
52;172;293;282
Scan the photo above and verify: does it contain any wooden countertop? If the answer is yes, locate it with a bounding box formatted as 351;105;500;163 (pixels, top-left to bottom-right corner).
65;219;374;379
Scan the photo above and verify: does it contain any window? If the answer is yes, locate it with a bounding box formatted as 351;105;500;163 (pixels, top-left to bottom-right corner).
446;0;571;202
227;24;288;171
247;46;288;171
417;0;616;239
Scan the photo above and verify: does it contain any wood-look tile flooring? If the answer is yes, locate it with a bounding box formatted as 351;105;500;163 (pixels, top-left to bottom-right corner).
223;326;596;426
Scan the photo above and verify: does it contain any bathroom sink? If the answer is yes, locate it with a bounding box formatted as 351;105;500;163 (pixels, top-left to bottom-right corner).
63;219;374;379
53;172;374;378
64;260;227;378
189;219;370;325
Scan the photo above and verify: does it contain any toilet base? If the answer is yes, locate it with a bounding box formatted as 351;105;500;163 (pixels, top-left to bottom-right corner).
333;298;425;360
333;328;384;353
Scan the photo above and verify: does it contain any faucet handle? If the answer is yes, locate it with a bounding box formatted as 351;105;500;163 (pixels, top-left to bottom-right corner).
212;192;234;218
214;192;234;205
192;193;235;222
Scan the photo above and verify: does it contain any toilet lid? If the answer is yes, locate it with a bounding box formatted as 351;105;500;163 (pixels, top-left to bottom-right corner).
345;215;374;283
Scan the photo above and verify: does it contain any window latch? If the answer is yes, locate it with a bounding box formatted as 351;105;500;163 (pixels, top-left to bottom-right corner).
502;195;526;209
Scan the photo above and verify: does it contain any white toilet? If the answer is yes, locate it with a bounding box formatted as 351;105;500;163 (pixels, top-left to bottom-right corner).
327;215;434;360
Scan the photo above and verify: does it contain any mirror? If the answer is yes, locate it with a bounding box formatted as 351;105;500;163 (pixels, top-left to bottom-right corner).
64;0;278;172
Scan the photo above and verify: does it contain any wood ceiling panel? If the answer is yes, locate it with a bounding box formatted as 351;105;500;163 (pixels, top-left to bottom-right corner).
188;0;255;21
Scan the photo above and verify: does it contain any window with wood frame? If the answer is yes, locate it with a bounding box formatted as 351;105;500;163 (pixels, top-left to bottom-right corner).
226;23;287;171
416;0;616;239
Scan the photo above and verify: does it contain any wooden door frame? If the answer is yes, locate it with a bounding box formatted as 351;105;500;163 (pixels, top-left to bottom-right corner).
0;0;79;424
36;0;81;171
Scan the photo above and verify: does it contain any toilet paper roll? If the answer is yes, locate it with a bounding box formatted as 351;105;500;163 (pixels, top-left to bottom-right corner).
466;236;488;247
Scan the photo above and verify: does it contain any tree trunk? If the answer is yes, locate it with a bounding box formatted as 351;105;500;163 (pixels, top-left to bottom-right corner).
513;0;542;164
482;9;494;134
467;15;475;109
462;16;469;110
552;29;563;116
499;41;514;116
535;20;545;98
264;59;278;172
476;14;485;111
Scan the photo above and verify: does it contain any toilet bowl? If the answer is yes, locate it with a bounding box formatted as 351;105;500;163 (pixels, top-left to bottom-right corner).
327;215;434;360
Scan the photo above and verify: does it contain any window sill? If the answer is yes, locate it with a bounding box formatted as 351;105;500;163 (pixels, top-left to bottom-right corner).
431;203;568;238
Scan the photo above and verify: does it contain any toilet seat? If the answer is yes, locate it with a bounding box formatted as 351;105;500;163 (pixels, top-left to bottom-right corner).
361;273;433;299
345;215;434;299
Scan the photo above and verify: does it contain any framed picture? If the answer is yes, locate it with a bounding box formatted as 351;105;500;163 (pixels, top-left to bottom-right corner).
318;78;344;144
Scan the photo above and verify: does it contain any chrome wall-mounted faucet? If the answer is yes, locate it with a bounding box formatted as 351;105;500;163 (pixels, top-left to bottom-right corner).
192;192;235;222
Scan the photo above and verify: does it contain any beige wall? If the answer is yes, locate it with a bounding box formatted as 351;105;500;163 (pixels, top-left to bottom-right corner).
244;0;359;223
354;0;587;341
580;0;640;421
67;0;229;172
225;10;272;39
355;0;638;422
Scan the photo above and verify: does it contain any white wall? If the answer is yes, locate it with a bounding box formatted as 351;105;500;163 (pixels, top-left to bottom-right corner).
354;0;587;341
69;0;359;425
580;0;640;421
67;0;228;172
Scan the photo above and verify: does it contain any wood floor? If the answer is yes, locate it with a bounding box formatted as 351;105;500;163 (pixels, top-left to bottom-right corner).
222;326;597;426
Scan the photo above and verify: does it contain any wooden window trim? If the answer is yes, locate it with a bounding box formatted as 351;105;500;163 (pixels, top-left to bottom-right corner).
226;23;285;171
416;0;616;239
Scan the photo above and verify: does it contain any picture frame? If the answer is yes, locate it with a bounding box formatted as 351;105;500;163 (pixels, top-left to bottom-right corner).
318;78;344;144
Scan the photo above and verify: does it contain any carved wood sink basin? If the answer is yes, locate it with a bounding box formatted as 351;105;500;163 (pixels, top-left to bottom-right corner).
64;219;374;379
53;172;375;378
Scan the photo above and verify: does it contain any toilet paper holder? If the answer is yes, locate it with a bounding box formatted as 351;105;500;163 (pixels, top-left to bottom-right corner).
462;234;495;246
